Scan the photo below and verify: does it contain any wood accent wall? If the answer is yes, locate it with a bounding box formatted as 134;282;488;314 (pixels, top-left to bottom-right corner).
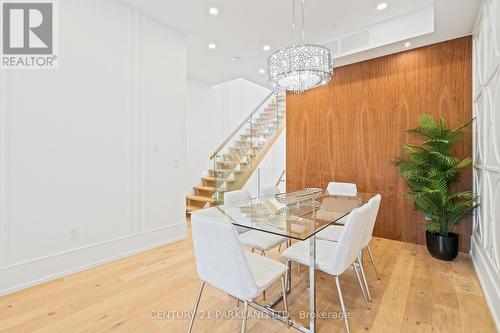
286;37;473;251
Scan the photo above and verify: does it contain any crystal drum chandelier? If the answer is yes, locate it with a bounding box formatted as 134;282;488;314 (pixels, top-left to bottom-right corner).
267;0;333;93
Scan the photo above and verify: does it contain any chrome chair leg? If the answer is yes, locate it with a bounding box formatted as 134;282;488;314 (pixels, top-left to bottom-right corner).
281;274;290;327
366;245;380;280
241;301;249;333
352;263;370;310
187;281;205;333
335;276;350;333
260;250;266;300
285;260;292;290
357;256;372;302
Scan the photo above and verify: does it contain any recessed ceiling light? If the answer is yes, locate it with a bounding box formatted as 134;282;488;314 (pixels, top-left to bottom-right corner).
262;45;271;51
208;7;218;15
404;42;411;47
258;69;265;74
376;2;388;10
208;43;216;50
232;56;240;62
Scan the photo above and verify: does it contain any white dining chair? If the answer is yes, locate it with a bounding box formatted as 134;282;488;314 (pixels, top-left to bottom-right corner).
316;181;358;241
224;190;288;255
223;189;252;208
281;203;371;333
297;182;358;277
359;195;382;296
317;194;382;302
189;216;289;333
326;181;358;196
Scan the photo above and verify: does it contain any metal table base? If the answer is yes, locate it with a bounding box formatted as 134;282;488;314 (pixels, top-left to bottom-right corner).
248;235;317;333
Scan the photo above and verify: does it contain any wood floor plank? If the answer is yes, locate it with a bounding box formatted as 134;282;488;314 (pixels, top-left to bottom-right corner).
451;254;497;332
401;245;433;332
370;244;416;332
0;224;496;333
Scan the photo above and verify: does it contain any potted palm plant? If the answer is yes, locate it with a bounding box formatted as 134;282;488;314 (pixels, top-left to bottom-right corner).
395;114;479;261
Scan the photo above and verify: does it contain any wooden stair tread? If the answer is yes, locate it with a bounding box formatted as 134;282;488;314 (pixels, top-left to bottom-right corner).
210;169;244;173
187;195;215;203
186;205;201;213
262;111;285;115
194;185;227;192
217;161;239;165
202;176;236;182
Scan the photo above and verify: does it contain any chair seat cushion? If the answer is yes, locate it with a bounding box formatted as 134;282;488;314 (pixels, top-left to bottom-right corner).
245;252;287;293
281;239;339;274
316;225;345;242
239;230;287;251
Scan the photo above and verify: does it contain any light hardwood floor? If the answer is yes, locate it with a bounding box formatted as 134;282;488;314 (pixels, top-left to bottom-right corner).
0;227;496;333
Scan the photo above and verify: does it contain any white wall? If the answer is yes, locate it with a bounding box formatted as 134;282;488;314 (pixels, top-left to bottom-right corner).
186;78;270;193
0;0;188;295
186;79;221;193
471;0;500;328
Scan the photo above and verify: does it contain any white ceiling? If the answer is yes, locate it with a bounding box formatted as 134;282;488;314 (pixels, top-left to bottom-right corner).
121;0;481;88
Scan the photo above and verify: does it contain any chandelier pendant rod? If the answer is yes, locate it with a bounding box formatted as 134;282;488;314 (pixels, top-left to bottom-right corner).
291;0;306;44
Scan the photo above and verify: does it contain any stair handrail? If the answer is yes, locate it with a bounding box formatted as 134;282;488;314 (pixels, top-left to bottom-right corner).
209;91;276;160
276;169;286;187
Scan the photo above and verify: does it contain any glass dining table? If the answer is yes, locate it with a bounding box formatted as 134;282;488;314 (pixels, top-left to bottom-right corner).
192;190;375;333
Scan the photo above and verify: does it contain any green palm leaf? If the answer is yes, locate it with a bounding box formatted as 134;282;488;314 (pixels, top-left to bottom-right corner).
395;114;479;236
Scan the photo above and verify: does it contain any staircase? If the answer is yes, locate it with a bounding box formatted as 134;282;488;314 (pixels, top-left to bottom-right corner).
186;92;286;214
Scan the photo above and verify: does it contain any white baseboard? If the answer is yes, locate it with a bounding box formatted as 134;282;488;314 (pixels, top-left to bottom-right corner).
470;235;500;331
0;222;187;296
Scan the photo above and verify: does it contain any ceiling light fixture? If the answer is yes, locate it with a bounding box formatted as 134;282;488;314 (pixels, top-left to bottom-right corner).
232;56;240;62
208;7;218;15
259;69;265;74
377;2;388;10
262;45;271;51
208;43;216;50
267;0;333;93
404;42;411;47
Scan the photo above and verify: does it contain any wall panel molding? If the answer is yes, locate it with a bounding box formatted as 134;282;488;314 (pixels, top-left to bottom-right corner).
472;0;500;329
0;71;7;269
127;7;140;236
471;235;500;327
287;37;473;251
138;13;147;234
126;8;150;235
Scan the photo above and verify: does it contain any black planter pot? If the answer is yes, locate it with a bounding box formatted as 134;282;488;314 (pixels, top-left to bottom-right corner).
425;231;459;261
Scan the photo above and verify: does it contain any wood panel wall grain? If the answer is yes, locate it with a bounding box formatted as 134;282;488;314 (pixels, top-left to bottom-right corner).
286;37;473;251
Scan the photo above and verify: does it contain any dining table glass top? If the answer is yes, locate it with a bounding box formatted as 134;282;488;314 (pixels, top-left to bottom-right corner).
213;190;375;241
